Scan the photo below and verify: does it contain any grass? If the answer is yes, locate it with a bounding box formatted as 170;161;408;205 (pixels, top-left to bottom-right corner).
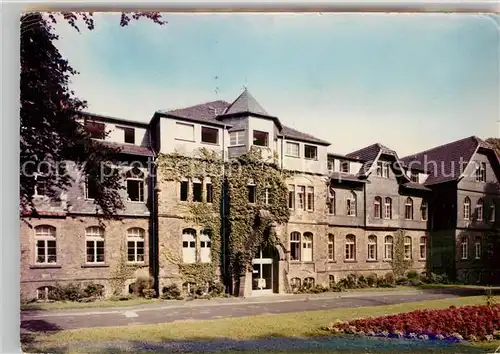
21;297;162;311
23;295;500;353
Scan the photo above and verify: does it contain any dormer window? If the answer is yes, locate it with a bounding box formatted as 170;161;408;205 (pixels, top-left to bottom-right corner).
304;145;317;160
382;163;390;178
85;121;105;139
475;162;486;182
327;157;334;172
410;172;419;183
340;161;349;173
253;130;268;147
201;126;219;145
118;126;135;144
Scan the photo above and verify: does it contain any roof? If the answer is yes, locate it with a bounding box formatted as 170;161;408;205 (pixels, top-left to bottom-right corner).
279;125;330;146
96;140;154;157
400;136;484;186
400;181;431;191
156;100;230;127
224;88;269;116
327;153;364;162
78;111;149;128
329;172;369;183
345;143;397;176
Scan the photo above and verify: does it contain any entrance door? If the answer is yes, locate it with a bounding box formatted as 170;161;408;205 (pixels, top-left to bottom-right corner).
251;247;273;295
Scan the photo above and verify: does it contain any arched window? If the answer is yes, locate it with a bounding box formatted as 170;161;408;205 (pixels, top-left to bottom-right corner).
182;228;197;264
347;191;356;216
327;234;335;261
419;236;427;259
34;225;57;264
290;277;301;290
303;277;315;288
421;201;428;221
302;232;313;262
476;198;484;221
127;227;145;263
474;236;481;260
490;200;496;223
367;235;377;261
345;234;356;261
290;232;301;261
126;167;145;202
460;236;469;260
384;235;394;260
384;197;392;219
328;187;336;215
464;197;471;220
404;236;412;260
405;198;414;220
86;226;105;263
200;230;212;263
374;197;382;219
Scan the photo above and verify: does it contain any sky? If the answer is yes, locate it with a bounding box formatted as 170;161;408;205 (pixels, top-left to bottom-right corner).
51;12;500;157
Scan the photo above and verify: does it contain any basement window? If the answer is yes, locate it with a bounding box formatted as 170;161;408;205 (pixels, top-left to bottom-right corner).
201;127;219;144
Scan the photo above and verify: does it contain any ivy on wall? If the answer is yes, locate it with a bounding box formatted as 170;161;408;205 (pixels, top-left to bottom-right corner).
390;229;414;278
109;239;143;295
156;147;291;286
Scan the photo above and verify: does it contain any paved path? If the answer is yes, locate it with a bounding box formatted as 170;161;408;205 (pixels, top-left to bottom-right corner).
21;290;466;333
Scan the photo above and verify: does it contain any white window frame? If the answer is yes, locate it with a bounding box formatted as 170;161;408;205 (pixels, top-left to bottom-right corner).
490;201;496;222
374;197;381;218
404;236;412;260
345;235;356;261
382;163;390;178
285;142;300;157
288;184;295;209
290;232;301;261
384;235;394;260
201;126;219;145
126;177;145;203
384;197;392;219
229;130;245;146
405;197;414;220
328;234;335;261
367;235;377;261
327;158;335;173
347;191;356;216
419;236;427;260
302;233;313;262
306;186;314;211
461;236;469;260
476;199;484;221
328;187;335;215
85;227;105;264
464;197;471;220
304;144;318;160
421;201;428;221
34;226;57;264
475;162;486;182
127;228;145;263
297;186;305;210
200;231;211;263
182;228;197;264
474;237;481;260
175;122;195;142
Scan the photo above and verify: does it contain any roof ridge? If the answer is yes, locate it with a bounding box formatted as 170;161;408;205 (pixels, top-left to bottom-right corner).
346;142;380;157
159;100;230;114
400;135;479;160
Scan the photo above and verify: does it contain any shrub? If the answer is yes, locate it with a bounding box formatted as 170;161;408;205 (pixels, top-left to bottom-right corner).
406;270;419;279
161;283;182;300
131;275;154;297
395;276;409;285
366;274;378;288
208;282;225;296
83;283;104;298
143;289;156;299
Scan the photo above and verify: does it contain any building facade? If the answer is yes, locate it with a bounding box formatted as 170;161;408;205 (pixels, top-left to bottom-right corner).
20;89;500;300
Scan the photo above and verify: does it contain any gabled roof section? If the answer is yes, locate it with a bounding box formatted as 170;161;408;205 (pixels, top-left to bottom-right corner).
279;125;330;146
96;140;154;157
400;136;483;186
78;111;150;128
223;88;268;116
345;143;407;178
155;100;231;127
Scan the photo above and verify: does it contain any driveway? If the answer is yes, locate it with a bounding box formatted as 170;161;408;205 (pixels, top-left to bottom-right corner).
21;290;466;332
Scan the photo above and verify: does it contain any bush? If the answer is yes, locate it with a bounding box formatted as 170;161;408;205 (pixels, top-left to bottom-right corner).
420;272;450;285
161;283;182;300
366;274;378;288
208;282;225;296
406;270;419;279
395;276;409;285
83;283;104;298
131;275;154;297
143;289;156;299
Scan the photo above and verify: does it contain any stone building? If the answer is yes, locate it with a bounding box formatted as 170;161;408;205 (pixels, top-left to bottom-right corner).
19;89;500;300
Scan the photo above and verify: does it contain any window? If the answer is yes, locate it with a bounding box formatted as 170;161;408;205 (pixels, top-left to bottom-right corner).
328;234;335;261
302;232;313;262
127;228;145;263
329;275;335;288
464;197;471;220
384;235;394;260
327;157;335;172
490;201;496;222
460;236;468;260
86;227;105;263
347;191;356;216
303;277;315;288
404;236;412;260
421;201;428;221
384;197;392;219
297;186;305;210
383;163;390;178
340;161;349;173
182;228;197;264
345;234;356;261
286;142;300;157
175;122;194;141
180;180;189;201
288;184;295;209
487;242;494;258
35;225;57;264
200;231;211;263
474;237;481;260
247;184;256;203
410;172;419;183
376;162;383;176
405;197;414;220
367;235;377;261
253;130;268;147
201;126;219;144
193;180;203;202
264;188;270;205
85;120;105;139
290;232;301;261
306;187;314;211
476;198;484;221
290;277;301;289
374;197;382;219
126;168;145;202
206;182;213;203
328;187;335;215
37;286;56;301
419;236;427;259
85;178;99;200
475;162;486;182
229;131;245;146
118;127;135;144
34;164;49;196
304;145;317;160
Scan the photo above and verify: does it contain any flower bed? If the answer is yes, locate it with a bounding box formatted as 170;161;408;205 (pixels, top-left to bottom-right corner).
326;304;500;342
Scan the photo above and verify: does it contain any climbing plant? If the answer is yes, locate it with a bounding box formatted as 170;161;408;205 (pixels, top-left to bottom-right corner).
109;238;142;295
390;229;414;278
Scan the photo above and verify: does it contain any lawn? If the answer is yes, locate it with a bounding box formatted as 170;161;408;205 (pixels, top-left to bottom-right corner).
23;295;500;353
